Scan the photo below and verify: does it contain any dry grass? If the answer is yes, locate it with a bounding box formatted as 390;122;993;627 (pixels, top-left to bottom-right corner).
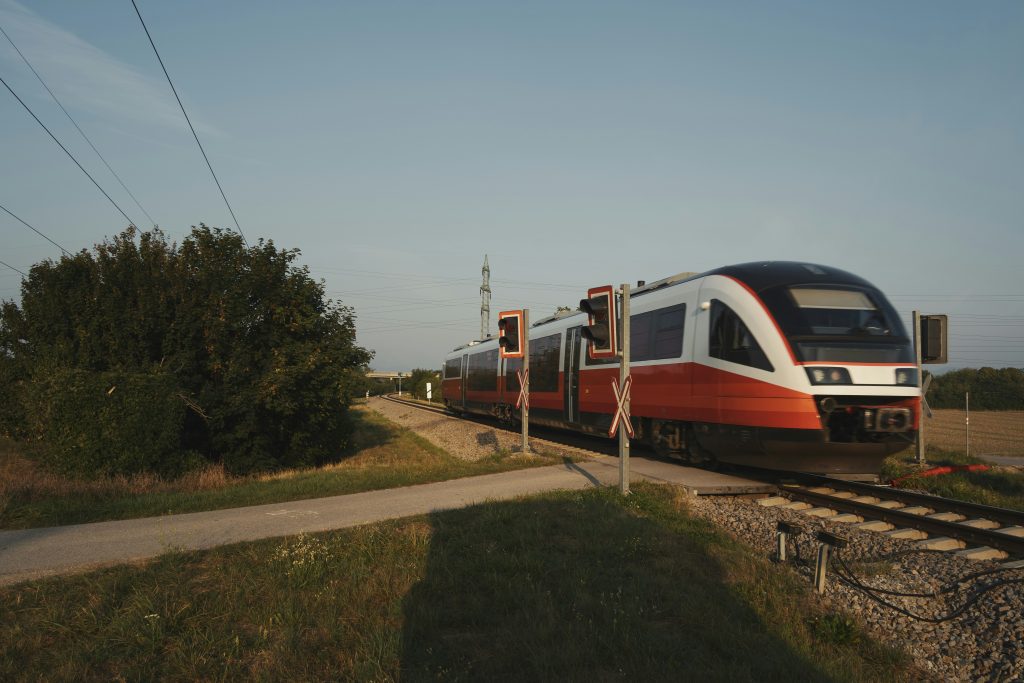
0;405;557;529
0;437;230;509
925;409;1024;457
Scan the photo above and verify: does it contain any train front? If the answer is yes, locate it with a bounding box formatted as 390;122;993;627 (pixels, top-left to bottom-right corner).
762;265;919;475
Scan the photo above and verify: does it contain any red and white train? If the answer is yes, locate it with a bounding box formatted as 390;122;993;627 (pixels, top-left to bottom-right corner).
441;262;920;477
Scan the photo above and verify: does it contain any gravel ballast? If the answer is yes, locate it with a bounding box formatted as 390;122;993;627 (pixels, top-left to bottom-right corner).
370;398;1024;682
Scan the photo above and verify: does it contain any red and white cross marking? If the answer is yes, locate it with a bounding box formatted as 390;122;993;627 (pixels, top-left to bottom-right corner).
608;376;634;438
515;368;530;411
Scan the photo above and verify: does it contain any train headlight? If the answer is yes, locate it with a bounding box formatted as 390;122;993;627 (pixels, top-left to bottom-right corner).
805;367;852;385
894;368;919;386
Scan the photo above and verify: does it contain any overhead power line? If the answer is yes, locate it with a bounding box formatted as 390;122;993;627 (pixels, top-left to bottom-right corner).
0;74;139;228
0;202;72;256
0;23;158;229
0;258;28;278
130;0;248;247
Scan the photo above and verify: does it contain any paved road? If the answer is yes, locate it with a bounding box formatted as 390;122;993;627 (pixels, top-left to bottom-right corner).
0;455;769;586
980;454;1024;468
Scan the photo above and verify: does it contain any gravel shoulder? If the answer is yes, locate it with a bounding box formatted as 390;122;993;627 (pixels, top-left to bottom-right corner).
372;398;1024;683
367;397;595;461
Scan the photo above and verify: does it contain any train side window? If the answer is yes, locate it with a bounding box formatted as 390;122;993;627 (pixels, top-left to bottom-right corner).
467;349;500;391
631;311;653;362
652;304;685;360
444;357;462;379
507;333;561;392
708;300;773;371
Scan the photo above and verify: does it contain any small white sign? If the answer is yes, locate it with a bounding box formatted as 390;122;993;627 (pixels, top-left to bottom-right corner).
426;382;432;400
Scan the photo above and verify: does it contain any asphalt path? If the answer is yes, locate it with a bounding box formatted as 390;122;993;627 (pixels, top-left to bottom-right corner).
980;455;1024;468
1;453;771;587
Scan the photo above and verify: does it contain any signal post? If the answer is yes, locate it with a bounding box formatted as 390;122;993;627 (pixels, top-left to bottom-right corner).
498;309;529;454
618;284;631;495
581;284;632;495
913;311;949;465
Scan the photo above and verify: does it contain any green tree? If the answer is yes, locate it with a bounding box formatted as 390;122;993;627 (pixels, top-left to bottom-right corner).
0;225;373;476
406;368;442;401
927;367;1024;410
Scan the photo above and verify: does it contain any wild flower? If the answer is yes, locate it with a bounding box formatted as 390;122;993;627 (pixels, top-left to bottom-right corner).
272;534;331;578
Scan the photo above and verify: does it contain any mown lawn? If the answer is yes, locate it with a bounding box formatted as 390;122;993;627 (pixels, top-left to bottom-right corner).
0;405;557;530
0;483;921;682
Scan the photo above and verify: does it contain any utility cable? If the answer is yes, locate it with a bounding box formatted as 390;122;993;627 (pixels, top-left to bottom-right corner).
830;551;1023;623
0;24;158;229
0;259;27;278
0;74;139;228
130;0;248;247
0;202;72;256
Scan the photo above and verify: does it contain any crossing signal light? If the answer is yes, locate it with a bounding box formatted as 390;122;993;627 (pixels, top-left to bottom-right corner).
498;310;525;359
580;285;617;359
920;315;948;364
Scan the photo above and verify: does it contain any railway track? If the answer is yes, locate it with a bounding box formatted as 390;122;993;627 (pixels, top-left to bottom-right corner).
762;474;1024;561
379;395;1024;561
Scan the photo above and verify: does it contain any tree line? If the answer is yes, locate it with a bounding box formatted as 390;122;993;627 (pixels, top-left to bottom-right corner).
926;367;1024;410
0;226;372;477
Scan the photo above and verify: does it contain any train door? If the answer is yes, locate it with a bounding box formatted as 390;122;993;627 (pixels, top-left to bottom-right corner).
460;353;468;407
564;326;582;424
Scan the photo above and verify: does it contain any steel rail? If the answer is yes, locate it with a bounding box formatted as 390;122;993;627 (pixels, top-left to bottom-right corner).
782;486;1024;557
792;473;1024;529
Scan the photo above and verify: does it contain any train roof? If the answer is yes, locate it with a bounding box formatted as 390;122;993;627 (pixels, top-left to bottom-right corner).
706;261;877;294
446;261;877;354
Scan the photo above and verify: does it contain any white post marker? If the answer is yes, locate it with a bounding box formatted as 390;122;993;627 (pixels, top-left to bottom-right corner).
426;382;432;402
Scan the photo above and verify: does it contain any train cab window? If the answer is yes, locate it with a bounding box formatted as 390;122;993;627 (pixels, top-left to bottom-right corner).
444;357;462;379
708;300;773;372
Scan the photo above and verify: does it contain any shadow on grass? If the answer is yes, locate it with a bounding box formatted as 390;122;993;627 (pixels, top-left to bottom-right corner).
399;488;843;682
344;408;400;455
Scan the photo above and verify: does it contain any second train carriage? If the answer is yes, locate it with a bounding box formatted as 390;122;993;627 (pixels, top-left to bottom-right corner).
441;262;920;477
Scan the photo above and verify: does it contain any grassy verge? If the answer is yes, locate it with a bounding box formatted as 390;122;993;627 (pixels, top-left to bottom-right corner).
0;483;920;681
0;406;557;530
882;448;1024;512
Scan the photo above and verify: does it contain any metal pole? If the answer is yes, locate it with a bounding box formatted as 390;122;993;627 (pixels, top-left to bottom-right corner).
913;310;925;465
965;391;970;459
522;308;530;454
619;283;630;496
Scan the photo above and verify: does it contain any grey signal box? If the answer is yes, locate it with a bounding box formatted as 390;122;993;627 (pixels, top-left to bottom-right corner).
920;315;948;364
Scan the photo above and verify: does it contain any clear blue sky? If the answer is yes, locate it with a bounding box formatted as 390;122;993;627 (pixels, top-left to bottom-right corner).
2;0;1022;373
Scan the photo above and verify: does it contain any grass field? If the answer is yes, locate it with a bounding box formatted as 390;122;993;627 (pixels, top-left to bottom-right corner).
0;405;557;530
925;409;1023;458
883;409;1024;510
0;483;920;681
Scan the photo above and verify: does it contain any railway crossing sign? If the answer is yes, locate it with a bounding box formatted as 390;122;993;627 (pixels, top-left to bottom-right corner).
515;368;530;411
609;376;635;439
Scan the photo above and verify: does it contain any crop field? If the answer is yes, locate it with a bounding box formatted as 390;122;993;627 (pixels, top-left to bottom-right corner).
926;410;1023;458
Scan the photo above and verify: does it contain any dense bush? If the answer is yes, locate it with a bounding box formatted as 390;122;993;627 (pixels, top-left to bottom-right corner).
926;367;1024;410
0;226;372;476
25;369;188;477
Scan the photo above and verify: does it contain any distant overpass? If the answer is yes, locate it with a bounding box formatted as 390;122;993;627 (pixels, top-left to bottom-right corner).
365;371;407;380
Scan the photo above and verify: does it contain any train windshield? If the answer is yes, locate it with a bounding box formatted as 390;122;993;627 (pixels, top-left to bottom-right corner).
763;285;913;363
